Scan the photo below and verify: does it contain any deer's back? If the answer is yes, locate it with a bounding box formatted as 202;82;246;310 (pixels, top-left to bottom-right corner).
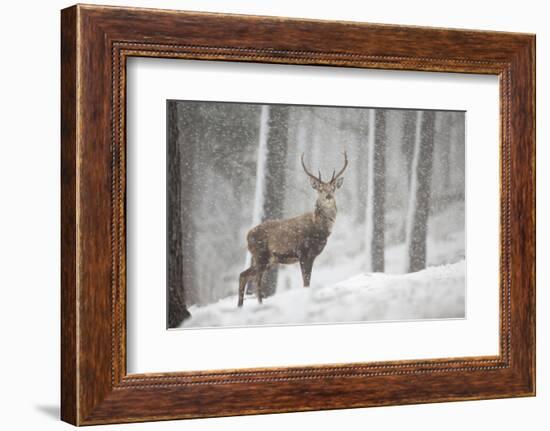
247;213;329;261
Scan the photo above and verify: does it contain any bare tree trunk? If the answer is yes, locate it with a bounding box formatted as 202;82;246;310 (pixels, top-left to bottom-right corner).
440;113;453;192
245;105;289;297
364;109;386;272
244;105;270;270
355;110;368;225
260;105;290;296
401;110;417;186
167;101;193;328
405;110;436;273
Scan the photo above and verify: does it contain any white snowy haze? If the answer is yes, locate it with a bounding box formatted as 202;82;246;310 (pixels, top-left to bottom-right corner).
166;100;465;329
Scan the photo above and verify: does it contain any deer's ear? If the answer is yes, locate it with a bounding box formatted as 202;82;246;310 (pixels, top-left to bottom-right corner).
335;177;344;189
309;177;321;190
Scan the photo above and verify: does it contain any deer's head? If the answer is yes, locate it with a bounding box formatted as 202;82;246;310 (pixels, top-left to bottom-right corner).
301;152;348;211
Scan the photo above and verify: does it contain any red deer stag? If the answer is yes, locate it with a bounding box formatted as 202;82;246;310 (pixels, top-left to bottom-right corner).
238;152;348;307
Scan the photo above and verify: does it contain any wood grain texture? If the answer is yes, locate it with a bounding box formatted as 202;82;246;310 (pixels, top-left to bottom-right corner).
60;4;535;425
60;5;78;425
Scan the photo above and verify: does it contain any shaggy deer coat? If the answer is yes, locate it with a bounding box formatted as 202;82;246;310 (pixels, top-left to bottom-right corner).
238;152;348;307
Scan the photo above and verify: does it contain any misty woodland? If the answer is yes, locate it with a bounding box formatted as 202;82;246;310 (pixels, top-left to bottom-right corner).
167;100;465;329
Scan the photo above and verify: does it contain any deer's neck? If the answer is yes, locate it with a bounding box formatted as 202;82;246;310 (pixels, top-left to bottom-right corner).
314;200;337;233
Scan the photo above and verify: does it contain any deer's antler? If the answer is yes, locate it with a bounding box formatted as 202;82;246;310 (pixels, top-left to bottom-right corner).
330;151;348;183
301;153;322;182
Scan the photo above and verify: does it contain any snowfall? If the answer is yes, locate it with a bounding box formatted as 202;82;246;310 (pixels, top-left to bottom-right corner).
179;260;465;329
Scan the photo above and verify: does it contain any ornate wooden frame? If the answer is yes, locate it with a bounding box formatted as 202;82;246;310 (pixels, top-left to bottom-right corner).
61;4;535;425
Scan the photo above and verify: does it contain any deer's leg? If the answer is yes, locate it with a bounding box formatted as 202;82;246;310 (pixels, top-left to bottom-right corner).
255;268;266;304
245;256;257;295
238;267;256;307
299;257;314;288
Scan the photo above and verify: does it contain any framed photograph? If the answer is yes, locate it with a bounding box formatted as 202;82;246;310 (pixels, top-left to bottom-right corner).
61;4;535;425
164;100;466;329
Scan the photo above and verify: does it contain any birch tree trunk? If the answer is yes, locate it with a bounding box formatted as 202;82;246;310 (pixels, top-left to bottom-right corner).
167;101;193;327
364;109;386;272
244;105;270;270
405;110;436;273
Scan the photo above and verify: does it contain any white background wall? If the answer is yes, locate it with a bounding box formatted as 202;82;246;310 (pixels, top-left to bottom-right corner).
0;0;546;429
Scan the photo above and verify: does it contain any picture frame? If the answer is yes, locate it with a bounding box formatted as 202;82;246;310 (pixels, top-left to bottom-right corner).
61;4;535;425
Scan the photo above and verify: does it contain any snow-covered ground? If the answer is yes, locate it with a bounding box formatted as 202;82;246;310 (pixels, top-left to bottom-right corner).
179;260;465;329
